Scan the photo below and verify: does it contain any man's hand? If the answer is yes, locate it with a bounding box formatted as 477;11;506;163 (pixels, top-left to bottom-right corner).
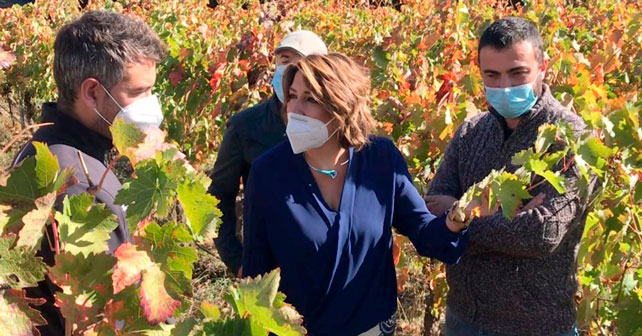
424;195;457;216
520;193;546;212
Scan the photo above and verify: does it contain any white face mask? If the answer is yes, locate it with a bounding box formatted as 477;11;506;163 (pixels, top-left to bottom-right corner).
94;83;164;130
286;113;338;154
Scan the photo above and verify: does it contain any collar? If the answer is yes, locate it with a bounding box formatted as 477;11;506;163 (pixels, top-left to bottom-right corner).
33;102;113;163
268;94;283;119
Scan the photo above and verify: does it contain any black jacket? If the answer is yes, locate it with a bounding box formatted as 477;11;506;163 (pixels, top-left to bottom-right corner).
208;95;286;274
12;102;131;335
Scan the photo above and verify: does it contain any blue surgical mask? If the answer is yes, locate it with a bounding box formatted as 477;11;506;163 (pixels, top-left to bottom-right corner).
272;65;287;103
485;75;540;119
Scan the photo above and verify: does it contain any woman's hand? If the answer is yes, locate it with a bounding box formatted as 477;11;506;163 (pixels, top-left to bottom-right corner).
446;190;547;232
445;188;497;232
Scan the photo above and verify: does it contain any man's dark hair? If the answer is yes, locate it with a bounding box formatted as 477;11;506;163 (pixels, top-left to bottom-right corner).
478;17;545;64
53;10;167;112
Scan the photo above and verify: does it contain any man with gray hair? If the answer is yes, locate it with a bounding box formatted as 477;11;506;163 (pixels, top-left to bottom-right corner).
12;10;166;334
208;30;327;277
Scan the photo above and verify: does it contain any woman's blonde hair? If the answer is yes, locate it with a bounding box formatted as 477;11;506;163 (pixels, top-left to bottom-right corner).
282;53;376;151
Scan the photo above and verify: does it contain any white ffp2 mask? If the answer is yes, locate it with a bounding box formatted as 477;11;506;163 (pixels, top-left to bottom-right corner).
95;83;164;130
286;113;337;154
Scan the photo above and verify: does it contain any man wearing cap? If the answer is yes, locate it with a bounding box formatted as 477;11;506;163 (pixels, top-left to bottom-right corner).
208;30;327;277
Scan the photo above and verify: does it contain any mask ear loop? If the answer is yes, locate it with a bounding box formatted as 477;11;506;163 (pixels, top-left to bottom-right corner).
98;82;125;111
93;82;125;126
93;107;113;126
324;118;341;141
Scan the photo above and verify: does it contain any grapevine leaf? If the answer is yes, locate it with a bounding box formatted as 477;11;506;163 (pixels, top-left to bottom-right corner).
33;141;59;191
144;222;196;280
0;289;46;336
48;252;115;292
176;180;221;242
55;292;103;332
171;317;198;336
512;148;567;193
617;294;642;336
511;148;539;166
0;157;39;204
577;137;614;176
541;151;566;168
200;301;221;321
139;264;181;325
0;235;47;288
228;269;306;336
16;192;56;250
114;161;176;230
373;46;390;69
132;128;186;167
48;252;115;331
202;317;255;336
529;159;567;194
56;194;119;256
490;173;532;219
112;242;154;294
50;167;75;196
110;118;145;162
534;124;558;153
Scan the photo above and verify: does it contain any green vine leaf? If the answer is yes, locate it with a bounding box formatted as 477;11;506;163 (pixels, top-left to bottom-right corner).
227;269;306;336
0;235;47;288
56;194;119;256
48;252;116;332
143;222;196;280
114;161;176;231
0;289;46;336
0;157;39;204
16;192;56;251
110;118;145;163
176;179;221;242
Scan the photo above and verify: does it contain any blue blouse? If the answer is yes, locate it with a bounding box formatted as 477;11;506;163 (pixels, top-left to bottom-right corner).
242;136;468;335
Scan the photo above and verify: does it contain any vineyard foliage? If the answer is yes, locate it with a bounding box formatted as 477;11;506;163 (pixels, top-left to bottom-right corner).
0;0;641;334
0;118;306;335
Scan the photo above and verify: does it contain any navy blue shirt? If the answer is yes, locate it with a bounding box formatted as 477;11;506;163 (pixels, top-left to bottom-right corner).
243;136;468;335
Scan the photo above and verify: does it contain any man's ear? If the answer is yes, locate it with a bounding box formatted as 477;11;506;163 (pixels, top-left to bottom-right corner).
79;78;102;108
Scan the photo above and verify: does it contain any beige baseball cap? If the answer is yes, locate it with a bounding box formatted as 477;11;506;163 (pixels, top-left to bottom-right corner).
275;30;328;56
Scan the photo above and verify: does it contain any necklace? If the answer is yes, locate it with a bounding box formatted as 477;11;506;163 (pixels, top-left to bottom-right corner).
307;158;349;179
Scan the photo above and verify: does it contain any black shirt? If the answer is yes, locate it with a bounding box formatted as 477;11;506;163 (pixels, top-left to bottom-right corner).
13;103;131;335
207;95;286;274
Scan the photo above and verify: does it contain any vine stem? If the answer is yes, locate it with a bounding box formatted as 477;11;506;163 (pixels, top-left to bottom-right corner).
87;154;122;195
48;213;60;254
614;255;631;304
65;319;72;336
527;156;575;192
194;242;217;257
628;193;642;246
0;122;54;156
526;178;547;192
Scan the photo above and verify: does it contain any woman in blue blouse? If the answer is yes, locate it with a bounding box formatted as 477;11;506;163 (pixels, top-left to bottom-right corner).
242;53;490;335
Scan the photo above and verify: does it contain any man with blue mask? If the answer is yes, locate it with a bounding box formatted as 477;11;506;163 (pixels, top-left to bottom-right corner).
11;11;167;334
208;30;327;277
425;17;594;335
